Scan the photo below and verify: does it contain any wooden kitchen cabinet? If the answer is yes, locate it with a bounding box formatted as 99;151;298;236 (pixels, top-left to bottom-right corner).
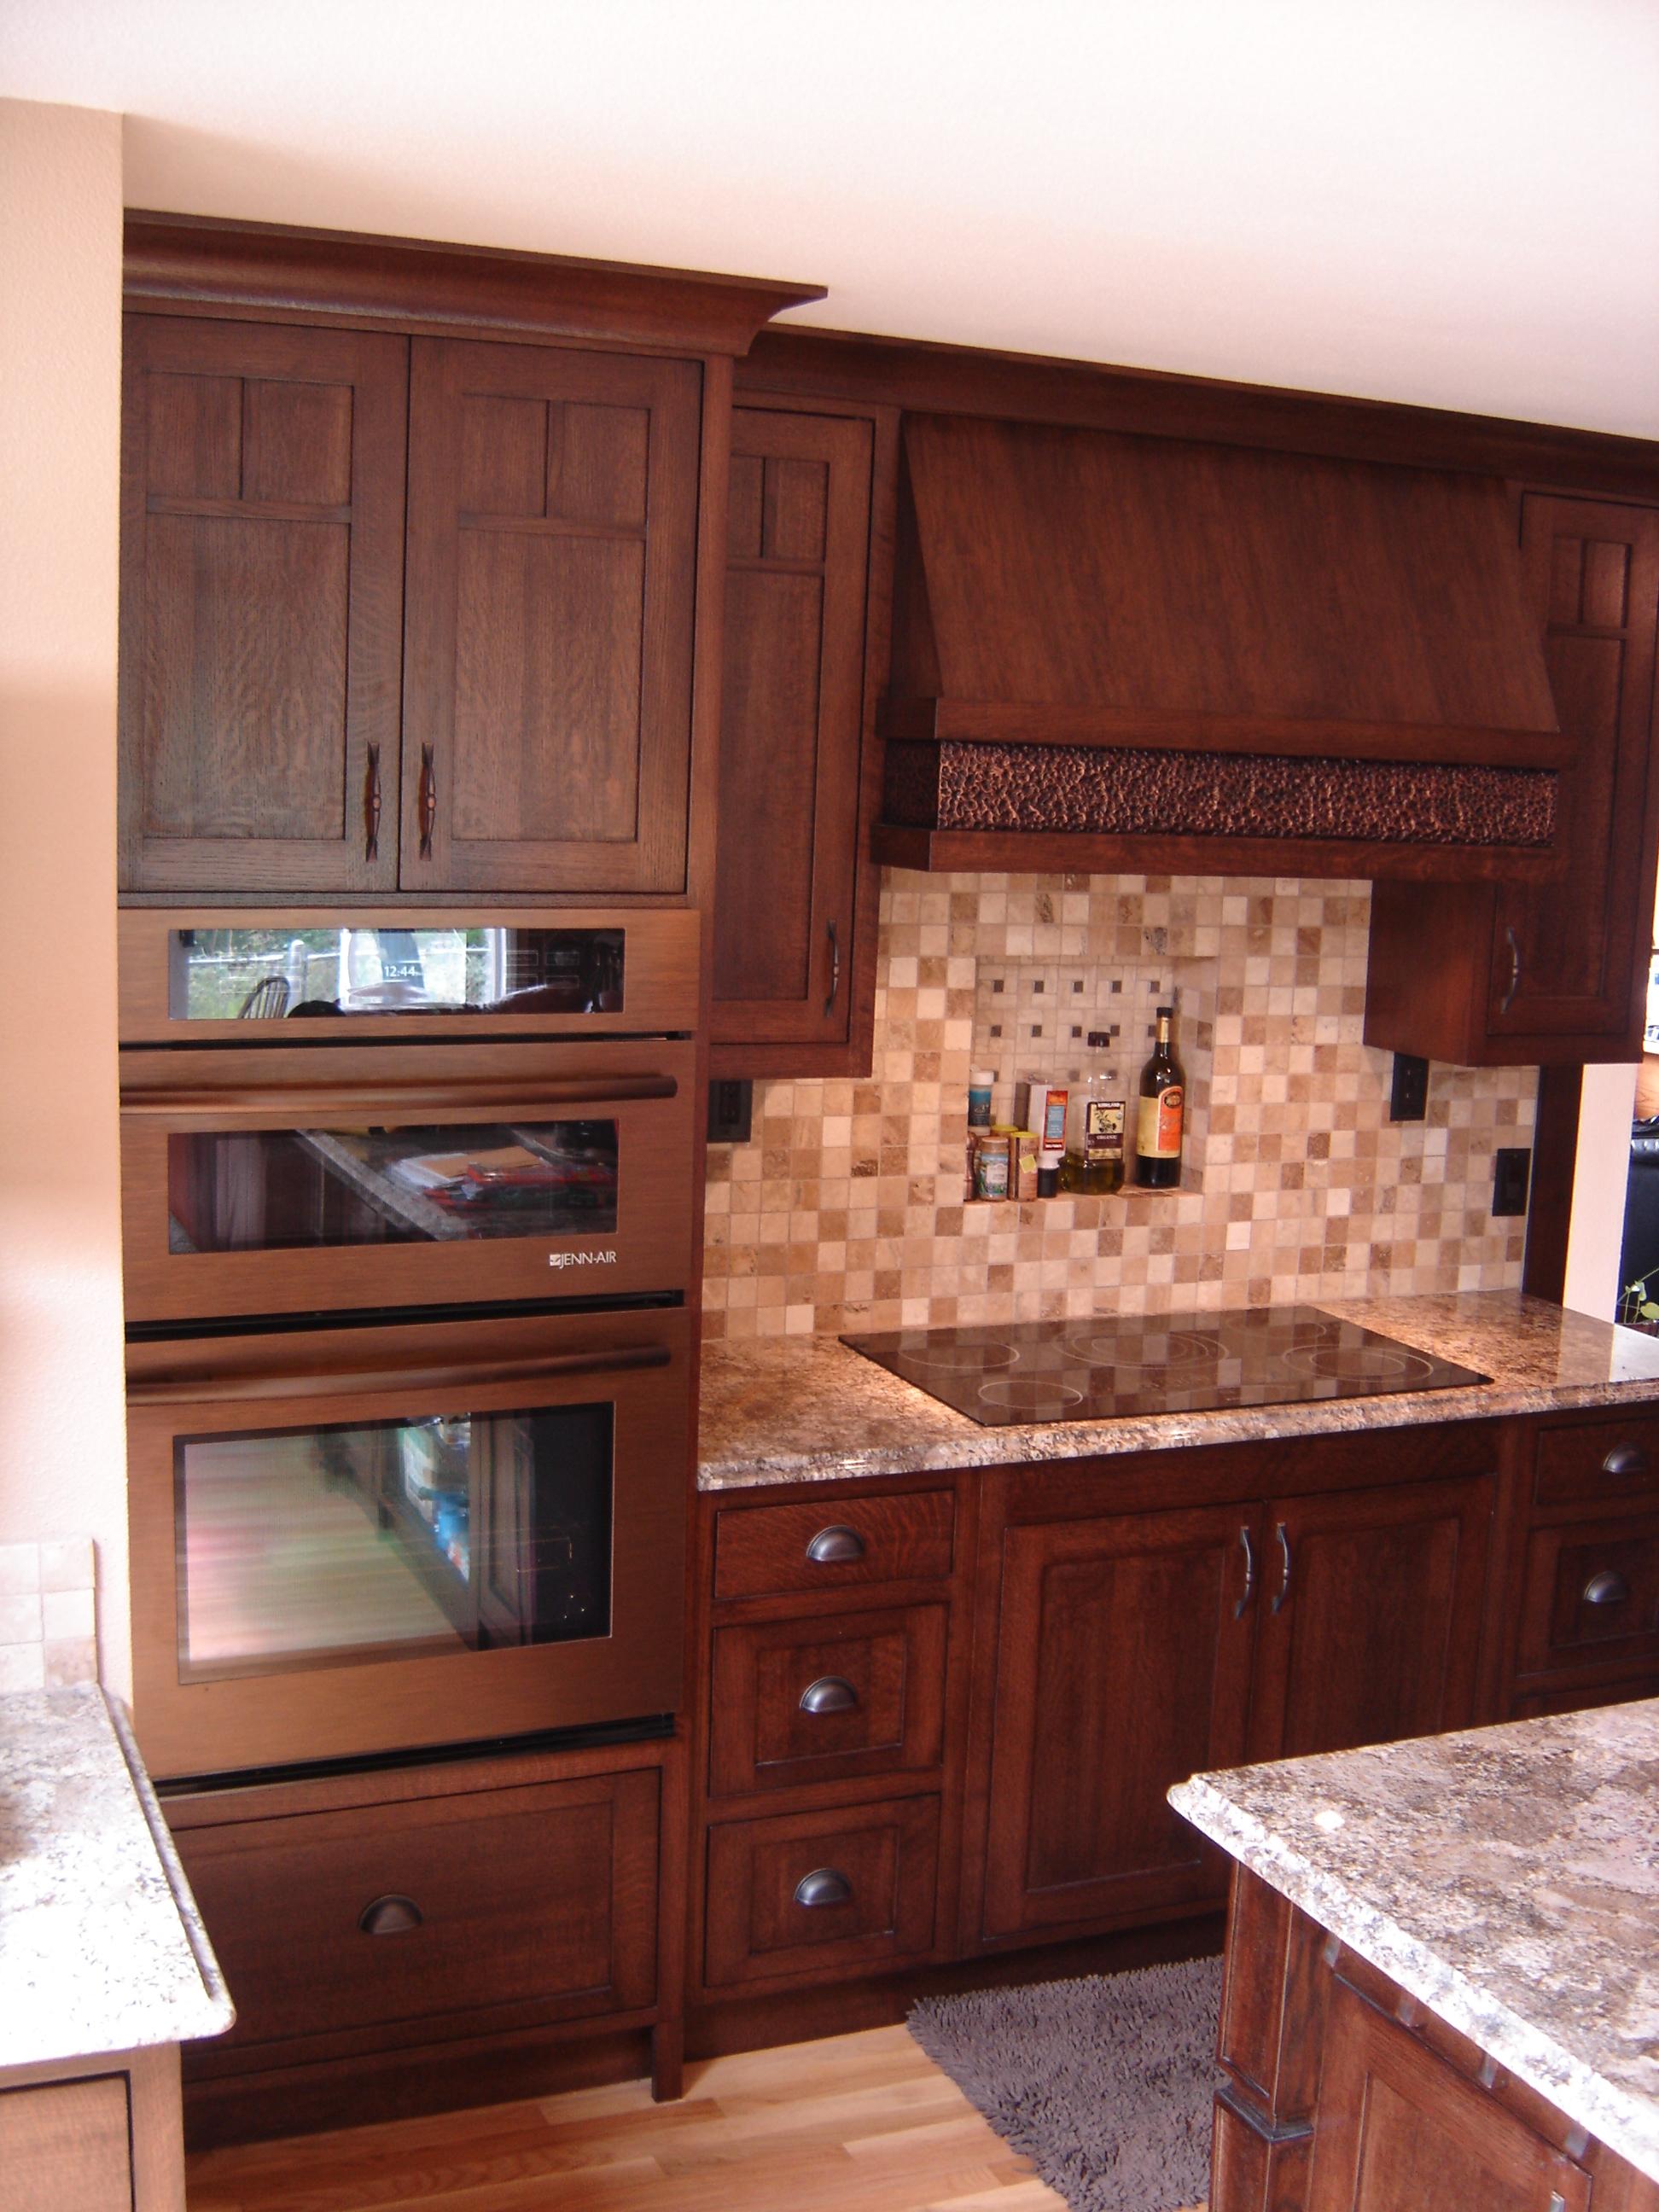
969;1443;1496;1948
402;339;702;895
119;315;409;896
710;400;895;1074
1365;493;1659;1065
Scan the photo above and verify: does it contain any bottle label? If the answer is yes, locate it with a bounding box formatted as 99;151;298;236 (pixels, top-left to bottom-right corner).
1039;1091;1068;1151
1084;1100;1126;1160
1138;1088;1184;1159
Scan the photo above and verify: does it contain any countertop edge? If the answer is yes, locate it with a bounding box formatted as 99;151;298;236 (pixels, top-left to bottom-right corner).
1167;1773;1659;2185
104;1691;236;2043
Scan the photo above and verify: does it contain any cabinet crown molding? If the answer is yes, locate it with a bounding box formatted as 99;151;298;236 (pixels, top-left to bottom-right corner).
124;211;825;358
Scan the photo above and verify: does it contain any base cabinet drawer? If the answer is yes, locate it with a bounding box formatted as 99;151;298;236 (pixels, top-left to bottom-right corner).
703;1796;940;1989
173;1768;660;2058
713;1489;955;1601
1516;1514;1659;1678
708;1603;948;1797
1534;1417;1659;1511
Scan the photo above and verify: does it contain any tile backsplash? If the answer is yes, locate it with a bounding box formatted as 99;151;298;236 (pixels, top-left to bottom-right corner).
0;1537;98;1694
702;869;1536;1340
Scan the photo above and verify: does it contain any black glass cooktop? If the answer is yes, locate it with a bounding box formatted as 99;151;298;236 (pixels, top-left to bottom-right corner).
841;1307;1490;1426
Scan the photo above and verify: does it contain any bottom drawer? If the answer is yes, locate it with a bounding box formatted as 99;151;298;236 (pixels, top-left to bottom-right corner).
173;1767;660;2057
703;1796;940;1991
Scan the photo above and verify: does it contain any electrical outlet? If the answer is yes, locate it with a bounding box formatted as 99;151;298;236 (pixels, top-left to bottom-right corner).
1493;1146;1531;1218
707;1079;753;1144
1389;1053;1429;1122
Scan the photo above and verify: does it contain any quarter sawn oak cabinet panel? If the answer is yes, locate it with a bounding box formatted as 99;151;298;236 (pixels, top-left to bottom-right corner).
403;340;702;894
711;406;875;1059
119;315;409;894
1365;494;1659;1064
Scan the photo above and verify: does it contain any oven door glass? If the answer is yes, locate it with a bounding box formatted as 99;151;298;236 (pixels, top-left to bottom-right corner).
175;1402;614;1679
167;1121;620;1251
168;923;625;1022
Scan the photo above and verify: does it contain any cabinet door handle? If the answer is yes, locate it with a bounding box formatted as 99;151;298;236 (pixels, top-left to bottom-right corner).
1499;925;1522;1014
806;1524;866;1565
1602;1444;1650;1480
364;743;382;864
1235;1525;1256;1618
358;1894;423;1936
799;1674;860;1716
823;919;842;1019
418;743;438;861
1583;1569;1630;1607
794;1867;853;1909
1271;1522;1293;1614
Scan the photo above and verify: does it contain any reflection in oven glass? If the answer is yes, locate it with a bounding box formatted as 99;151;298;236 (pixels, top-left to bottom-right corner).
174;1405;613;1678
170;925;625;1021
166;1121;620;1253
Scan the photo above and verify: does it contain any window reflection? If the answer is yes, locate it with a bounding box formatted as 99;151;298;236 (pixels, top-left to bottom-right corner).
175;1406;613;1679
170;926;625;1021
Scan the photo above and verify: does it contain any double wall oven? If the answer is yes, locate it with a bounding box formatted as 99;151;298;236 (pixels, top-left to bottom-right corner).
119;910;699;1781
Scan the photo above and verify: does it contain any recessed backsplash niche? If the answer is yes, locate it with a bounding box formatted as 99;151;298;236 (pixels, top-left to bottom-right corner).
701;870;1536;1342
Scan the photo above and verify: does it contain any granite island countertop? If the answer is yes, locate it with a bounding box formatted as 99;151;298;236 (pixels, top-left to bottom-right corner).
0;1684;234;2073
698;1290;1659;1489
1168;1698;1659;2184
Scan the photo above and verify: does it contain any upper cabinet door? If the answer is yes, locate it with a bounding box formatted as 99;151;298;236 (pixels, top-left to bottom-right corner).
119;317;408;894
402;340;701;895
711;407;876;1058
1485;497;1659;1047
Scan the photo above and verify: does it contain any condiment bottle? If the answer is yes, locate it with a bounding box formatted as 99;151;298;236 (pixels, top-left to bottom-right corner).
1059;1033;1126;1195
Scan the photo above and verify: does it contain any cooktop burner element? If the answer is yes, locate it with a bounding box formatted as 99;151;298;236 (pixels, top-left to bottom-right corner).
841;1307;1489;1426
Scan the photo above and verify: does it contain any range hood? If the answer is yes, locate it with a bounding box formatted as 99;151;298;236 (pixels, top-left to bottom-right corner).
875;414;1569;879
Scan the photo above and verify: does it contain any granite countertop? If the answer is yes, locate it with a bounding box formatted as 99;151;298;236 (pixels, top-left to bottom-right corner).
0;1685;234;2072
697;1290;1659;1489
1168;1699;1659;2183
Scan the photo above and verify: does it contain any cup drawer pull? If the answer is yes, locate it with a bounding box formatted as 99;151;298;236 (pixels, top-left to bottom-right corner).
358;1894;423;1936
806;1525;866;1565
794;1866;853;1909
1601;1444;1650;1479
799;1675;860;1716
1583;1570;1631;1607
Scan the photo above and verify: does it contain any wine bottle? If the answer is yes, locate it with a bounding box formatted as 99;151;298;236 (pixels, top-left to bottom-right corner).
1134;1005;1185;1188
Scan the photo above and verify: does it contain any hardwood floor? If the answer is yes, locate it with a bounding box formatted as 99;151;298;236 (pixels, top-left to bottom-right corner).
183;2023;1204;2212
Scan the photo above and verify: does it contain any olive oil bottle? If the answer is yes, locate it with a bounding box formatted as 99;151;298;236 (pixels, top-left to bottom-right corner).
1059;1031;1126;1195
1133;1004;1185;1188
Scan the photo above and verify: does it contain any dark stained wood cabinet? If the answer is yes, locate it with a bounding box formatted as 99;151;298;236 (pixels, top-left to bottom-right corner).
710;400;894;1074
969;1444;1495;1949
1365;494;1659;1064
403;340;702;894
977;1502;1255;1940
119;315;409;894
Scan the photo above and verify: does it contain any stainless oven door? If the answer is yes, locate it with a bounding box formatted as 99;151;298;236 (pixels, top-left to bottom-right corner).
119;1037;696;1320
125;1305;689;1778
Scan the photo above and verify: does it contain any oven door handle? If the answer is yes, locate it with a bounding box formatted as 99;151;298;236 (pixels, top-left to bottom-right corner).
121;1074;679;1116
127;1344;673;1406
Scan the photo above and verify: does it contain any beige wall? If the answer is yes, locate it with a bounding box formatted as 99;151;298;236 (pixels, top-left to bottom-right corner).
0;99;129;1688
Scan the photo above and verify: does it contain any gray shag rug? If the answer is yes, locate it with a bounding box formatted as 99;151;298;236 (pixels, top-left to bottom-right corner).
906;1955;1222;2212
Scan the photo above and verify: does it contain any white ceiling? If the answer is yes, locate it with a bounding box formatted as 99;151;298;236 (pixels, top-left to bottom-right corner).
4;0;1657;435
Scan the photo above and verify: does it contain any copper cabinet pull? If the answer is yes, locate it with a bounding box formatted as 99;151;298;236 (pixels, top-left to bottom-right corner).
824;919;841;1019
794;1867;853;1909
806;1524;866;1565
1583;1570;1630;1607
1499;925;1522;1014
1271;1522;1293;1614
364;743;382;864
1602;1443;1650;1480
122;1074;678;1116
358;1894;422;1936
799;1675;859;1716
418;743;437;860
1235;1525;1256;1618
128;1344;672;1406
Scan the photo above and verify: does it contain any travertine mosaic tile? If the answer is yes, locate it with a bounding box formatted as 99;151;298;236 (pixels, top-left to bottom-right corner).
702;870;1536;1341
